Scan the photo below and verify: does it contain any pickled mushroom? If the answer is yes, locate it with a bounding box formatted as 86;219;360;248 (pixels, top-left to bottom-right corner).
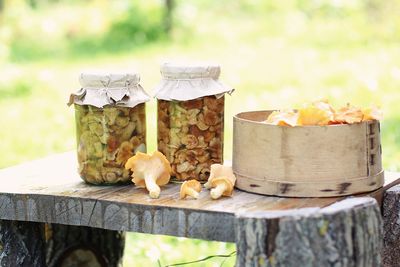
157;96;224;181
180;180;202;199
125;151;172;199
116;141;134;165
104;108;119;125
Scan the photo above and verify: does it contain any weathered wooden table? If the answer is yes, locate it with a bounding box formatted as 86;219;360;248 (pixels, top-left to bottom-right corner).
0;152;399;267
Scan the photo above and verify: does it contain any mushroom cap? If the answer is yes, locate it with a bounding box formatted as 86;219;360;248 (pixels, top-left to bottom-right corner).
210;176;234;196
152;151;172;186
207;164;237;185
188;179;202;192
125;152;150;187
124;151;172;187
264;110;298;127
180;179;202;198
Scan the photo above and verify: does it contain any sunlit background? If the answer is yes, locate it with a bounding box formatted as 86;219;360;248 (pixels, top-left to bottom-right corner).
1;0;400;266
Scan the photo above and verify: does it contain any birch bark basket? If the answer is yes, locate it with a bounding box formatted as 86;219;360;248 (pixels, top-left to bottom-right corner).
233;111;384;197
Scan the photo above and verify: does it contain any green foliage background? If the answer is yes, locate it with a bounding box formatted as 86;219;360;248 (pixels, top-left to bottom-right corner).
0;0;400;266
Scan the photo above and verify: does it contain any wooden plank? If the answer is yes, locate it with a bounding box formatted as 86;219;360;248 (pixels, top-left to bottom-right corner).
0;152;399;242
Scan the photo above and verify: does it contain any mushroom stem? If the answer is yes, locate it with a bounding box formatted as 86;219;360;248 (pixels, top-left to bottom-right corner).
144;173;161;199
210;183;227;199
204;181;212;189
185;187;200;199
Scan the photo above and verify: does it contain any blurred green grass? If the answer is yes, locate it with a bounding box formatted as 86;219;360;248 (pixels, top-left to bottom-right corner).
1;0;400;266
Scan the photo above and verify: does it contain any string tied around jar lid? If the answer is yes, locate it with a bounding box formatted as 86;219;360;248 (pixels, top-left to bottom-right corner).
99;76;111;99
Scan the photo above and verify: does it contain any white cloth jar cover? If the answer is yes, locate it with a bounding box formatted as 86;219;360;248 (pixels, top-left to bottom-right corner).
154;63;234;101
69;73;150;108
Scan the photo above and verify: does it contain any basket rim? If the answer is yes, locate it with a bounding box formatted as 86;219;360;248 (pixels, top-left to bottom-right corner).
234;110;377;128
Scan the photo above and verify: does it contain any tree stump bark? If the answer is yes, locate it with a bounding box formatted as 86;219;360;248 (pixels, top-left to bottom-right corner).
46;224;125;267
0;220;125;267
235;197;382;267
0;220;45;267
382;185;400;266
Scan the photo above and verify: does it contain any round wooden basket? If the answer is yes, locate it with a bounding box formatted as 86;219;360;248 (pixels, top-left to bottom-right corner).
232;110;384;197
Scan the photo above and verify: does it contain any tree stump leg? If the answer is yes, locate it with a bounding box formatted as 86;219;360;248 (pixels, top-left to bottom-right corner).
382;185;400;266
0;219;46;267
235;197;382;267
46;224;125;267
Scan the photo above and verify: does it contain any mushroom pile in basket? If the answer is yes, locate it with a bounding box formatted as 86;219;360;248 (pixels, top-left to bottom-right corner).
265;100;382;127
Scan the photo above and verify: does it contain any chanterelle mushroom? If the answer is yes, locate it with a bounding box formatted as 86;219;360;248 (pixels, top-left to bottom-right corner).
125;151;172;199
204;164;235;188
204;164;237;199
180;180;202;199
210;176;234;199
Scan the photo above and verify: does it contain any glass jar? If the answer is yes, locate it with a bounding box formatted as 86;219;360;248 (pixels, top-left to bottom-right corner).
155;63;233;181
69;73;150;184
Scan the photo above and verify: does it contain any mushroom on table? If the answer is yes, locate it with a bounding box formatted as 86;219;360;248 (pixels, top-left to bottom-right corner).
180;180;202;199
210;177;234;199
125;151;171;199
205;164;237;199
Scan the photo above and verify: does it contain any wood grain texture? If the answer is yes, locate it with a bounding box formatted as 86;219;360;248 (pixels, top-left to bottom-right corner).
0;152;399;243
235;197;382;267
382;184;400;266
0;220;45;267
233;111;383;197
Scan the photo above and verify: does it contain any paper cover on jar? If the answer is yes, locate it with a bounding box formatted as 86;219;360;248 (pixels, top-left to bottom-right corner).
154;63;234;101
68;73;151;108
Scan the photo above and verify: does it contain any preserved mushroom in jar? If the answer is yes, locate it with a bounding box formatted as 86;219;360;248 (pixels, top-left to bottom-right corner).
155;63;233;182
69;73;150;184
75;104;146;184
158;96;224;181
